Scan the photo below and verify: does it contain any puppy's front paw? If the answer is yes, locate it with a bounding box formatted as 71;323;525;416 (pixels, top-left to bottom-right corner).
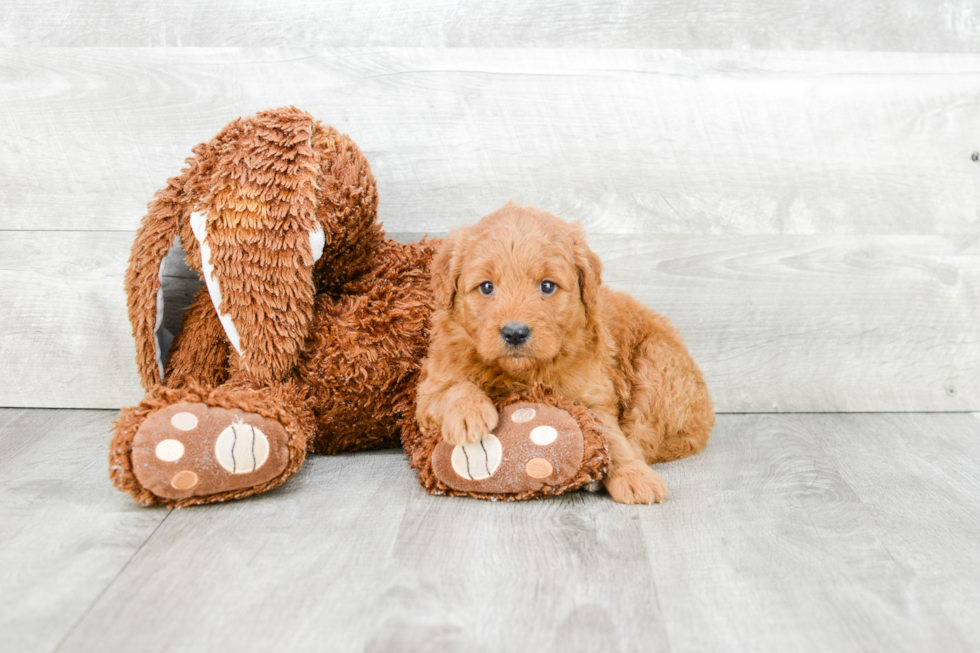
442;395;499;445
604;463;668;505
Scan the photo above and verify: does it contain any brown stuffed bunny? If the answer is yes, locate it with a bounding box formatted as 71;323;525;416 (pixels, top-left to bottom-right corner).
110;107;608;507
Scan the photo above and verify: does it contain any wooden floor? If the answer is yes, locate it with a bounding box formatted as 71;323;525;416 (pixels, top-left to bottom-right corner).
3;409;979;652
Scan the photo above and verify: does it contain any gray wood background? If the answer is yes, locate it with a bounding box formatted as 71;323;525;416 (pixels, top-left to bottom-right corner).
1;3;978;412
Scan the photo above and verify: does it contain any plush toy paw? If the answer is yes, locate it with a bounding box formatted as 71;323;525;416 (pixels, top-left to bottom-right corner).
433;401;585;493
129;402;292;501
112;384;313;507
403;387;609;501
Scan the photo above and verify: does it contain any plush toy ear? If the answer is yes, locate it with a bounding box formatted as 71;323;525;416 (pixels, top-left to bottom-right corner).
570;223;603;321
126;168;193;390
189;108;324;385
430;229;463;311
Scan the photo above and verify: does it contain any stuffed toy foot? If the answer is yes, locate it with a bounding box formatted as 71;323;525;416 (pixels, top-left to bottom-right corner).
403;387;609;501
110;383;314;507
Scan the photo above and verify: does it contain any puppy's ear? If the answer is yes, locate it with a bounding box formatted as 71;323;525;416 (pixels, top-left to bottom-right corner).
431;230;463;311
571;223;603;319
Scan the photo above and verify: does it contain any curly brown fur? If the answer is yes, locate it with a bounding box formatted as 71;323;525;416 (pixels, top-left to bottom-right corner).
309;123;386;291
163;287;232;389
196;109;322;383
299;238;440;454
416;202;714;505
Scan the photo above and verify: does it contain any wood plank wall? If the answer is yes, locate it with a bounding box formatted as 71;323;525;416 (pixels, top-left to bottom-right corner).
1;2;978;411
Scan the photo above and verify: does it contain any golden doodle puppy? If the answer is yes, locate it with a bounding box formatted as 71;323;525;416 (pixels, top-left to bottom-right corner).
416;202;714;504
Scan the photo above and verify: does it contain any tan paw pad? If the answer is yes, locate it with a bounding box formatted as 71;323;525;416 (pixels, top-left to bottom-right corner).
170;412;198;431
525;458;554;479
450;434;502;481
214;422;270;474
170;470;199;490
155;439;185;462
510;407;537;423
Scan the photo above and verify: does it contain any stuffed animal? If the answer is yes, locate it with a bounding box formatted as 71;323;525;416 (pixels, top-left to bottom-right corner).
110;107;608;507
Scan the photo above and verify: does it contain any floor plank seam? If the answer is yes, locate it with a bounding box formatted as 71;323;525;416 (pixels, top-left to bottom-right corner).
49;509;173;653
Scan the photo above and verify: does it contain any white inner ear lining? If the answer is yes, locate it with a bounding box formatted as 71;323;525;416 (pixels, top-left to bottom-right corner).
153;246;168;380
188;211;327;360
190;211;243;357
310;222;325;263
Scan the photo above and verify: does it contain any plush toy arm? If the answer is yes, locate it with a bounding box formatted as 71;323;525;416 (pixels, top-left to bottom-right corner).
161;286;231;389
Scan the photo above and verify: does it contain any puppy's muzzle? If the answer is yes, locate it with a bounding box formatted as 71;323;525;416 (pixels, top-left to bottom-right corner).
500;322;531;347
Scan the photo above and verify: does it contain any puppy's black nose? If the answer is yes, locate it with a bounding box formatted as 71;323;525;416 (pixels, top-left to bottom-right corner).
500;322;531;346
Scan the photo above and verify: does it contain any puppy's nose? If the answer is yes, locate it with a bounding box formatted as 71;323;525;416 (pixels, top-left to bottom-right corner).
500;322;531;347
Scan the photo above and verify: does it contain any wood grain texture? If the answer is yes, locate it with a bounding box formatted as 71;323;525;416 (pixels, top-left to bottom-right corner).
1;231;976;412
597;234;980;412
812;413;980;647
58;448;419;653
0;231;144;408
636;412;980;652
5;411;971;653
2;0;980;51
2;48;979;234
0;408;168;653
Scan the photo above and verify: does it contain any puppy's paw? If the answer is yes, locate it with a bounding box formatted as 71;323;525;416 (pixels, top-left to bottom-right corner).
442;394;499;445
604;463;668;505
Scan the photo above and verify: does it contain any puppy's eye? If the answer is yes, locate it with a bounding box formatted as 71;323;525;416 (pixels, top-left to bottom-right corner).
540;280;557;296
478;281;495;296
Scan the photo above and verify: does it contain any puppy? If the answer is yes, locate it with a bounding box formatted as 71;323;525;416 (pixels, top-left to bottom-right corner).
416;203;714;504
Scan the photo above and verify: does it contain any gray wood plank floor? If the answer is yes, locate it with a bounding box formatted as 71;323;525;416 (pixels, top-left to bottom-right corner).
3;409;978;653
